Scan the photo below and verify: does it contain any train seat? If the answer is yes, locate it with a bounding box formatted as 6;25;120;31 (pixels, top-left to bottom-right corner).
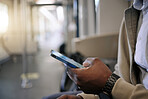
72;33;118;59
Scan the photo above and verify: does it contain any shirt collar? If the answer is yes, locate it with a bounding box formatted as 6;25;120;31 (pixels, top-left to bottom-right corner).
133;0;148;15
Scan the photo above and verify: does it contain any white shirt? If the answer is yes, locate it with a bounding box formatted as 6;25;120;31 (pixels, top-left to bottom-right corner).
134;0;148;89
133;0;148;15
134;12;148;71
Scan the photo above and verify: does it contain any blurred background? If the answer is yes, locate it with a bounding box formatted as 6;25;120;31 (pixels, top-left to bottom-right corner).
0;0;131;99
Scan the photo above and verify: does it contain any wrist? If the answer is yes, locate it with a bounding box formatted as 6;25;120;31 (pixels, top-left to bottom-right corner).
102;73;120;96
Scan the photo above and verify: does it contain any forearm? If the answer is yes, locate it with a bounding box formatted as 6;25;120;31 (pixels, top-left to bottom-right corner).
112;78;148;99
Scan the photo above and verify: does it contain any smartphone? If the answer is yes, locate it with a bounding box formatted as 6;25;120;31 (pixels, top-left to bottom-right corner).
50;50;84;68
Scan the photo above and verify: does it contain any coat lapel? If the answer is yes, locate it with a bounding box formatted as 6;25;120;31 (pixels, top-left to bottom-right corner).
124;6;140;85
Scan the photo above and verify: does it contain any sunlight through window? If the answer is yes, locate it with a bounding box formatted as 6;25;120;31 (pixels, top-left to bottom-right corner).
0;3;9;33
56;6;64;22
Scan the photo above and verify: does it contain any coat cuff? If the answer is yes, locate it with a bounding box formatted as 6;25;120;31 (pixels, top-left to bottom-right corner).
112;78;135;99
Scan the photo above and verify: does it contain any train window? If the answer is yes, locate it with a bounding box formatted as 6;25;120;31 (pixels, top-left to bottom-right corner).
95;0;100;12
56;6;64;22
0;3;9;33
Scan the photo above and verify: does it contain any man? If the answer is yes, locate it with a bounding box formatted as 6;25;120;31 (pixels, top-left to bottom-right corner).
57;0;148;98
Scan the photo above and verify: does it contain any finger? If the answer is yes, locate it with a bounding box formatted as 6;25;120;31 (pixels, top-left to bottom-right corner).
83;62;90;67
69;68;83;75
67;68;81;83
57;95;68;99
67;67;76;75
82;58;96;67
67;68;75;80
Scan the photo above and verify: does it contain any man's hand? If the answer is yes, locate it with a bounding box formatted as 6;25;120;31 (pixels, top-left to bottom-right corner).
57;95;83;99
67;57;112;94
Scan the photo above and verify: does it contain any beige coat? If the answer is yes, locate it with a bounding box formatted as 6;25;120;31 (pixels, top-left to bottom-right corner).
79;6;148;99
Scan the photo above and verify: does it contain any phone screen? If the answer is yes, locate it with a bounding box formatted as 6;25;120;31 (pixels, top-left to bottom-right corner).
50;50;84;68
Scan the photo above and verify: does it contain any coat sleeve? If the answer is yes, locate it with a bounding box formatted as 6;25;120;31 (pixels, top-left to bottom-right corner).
112;78;148;99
